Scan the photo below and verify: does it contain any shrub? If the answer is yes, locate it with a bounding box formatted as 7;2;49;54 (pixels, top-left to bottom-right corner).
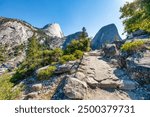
37;66;56;80
51;48;63;62
121;40;145;53
73;50;83;59
64;38;91;55
59;54;76;64
0;74;21;100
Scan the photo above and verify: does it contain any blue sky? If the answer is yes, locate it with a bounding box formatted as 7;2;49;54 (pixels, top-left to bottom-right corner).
0;0;132;39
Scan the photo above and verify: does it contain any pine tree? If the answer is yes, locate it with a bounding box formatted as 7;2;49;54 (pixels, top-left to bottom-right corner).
79;27;88;39
26;36;41;69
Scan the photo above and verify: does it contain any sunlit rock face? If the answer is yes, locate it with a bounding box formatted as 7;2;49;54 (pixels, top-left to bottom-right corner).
0;17;34;48
42;23;64;38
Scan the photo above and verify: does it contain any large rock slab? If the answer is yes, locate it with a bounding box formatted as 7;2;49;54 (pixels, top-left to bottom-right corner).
99;79;121;89
55;61;78;74
126;51;150;84
64;77;87;99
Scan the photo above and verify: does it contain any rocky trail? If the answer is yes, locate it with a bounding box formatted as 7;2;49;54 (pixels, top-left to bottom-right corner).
19;51;150;100
63;52;150;100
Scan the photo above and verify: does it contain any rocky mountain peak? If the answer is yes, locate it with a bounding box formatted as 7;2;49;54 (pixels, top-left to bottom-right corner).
91;23;122;50
0;17;35;48
42;23;64;38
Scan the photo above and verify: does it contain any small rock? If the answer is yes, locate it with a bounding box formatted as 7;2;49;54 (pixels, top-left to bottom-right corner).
26;92;39;99
32;83;43;91
119;80;138;90
99;79;121;89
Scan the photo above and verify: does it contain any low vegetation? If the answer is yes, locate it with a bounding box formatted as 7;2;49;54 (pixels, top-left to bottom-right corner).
37;66;56;80
0;44;7;63
121;40;146;53
0;74;22;100
59;54;76;64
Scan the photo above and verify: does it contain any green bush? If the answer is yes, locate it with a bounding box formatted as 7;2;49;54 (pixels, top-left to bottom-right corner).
121;40;145;53
73;50;83;59
37;66;56;80
0;74;21;100
64;38;91;55
51;48;63;62
59;54;76;64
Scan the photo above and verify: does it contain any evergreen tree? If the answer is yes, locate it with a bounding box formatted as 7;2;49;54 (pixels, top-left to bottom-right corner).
65;27;91;54
0;44;6;63
26;37;41;62
80;27;88;39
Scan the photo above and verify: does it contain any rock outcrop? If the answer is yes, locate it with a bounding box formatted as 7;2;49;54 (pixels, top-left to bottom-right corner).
126;50;150;84
42;23;64;38
103;44;119;57
91;24;122;50
0;17;34;48
127;30;150;39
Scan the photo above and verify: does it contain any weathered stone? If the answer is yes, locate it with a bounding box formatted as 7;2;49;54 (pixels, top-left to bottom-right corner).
119;80;138;90
0;68;7;75
64;77;87;99
77;68;84;72
36;65;50;75
55;64;71;74
79;65;87;70
103;44;118;57
86;77;99;88
126;51;150;84
99;79;121;89
75;72;86;80
80;62;87;66
32;83;43;91
26;92;39;99
0;18;34;48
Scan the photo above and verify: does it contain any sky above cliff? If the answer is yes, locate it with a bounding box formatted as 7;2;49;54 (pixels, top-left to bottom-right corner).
0;0;133;39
